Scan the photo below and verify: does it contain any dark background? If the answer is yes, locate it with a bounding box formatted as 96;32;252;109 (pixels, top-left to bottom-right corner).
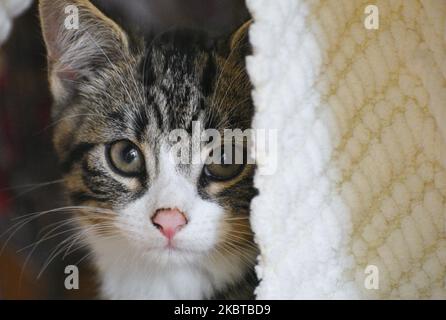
0;0;249;299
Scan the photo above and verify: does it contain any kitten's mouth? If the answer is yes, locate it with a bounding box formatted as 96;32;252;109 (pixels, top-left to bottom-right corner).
165;240;177;250
154;242;205;256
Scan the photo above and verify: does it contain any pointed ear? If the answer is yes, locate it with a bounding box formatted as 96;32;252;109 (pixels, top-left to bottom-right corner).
227;20;252;64
230;20;251;51
39;0;129;103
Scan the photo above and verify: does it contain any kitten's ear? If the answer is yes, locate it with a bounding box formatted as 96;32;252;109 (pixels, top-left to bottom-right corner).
39;0;129;103
230;20;251;52
226;20;252;65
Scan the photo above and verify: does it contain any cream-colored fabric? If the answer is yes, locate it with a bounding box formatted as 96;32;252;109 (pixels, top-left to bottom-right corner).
247;0;446;299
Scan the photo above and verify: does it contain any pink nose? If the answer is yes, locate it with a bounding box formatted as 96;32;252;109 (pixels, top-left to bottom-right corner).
151;208;188;240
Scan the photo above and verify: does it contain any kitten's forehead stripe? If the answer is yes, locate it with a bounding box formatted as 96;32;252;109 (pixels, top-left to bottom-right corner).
132;106;150;142
140;30;222;136
201;54;217;97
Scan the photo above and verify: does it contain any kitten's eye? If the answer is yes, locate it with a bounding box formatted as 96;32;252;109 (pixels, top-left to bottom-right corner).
107;140;144;177
204;145;245;181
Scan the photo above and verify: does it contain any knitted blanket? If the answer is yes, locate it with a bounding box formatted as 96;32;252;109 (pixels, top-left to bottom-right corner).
247;0;446;299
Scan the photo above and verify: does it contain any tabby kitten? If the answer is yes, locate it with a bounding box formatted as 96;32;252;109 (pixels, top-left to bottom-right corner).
39;0;258;299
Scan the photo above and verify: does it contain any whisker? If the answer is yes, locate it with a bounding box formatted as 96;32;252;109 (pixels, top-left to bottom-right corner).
0;206;117;257
0;179;64;193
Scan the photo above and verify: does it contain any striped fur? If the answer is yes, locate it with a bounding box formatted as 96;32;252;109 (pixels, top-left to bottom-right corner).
40;0;257;299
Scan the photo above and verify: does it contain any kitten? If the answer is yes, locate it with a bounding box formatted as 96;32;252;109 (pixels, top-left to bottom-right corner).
39;0;258;299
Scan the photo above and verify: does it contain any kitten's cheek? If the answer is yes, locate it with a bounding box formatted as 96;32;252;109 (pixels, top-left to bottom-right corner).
174;213;225;252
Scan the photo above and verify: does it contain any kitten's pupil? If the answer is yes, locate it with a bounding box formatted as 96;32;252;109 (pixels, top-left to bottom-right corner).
122;147;138;164
203;144;245;181
222;152;233;165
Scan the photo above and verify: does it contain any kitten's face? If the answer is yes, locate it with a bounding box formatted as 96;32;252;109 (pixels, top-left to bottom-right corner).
40;0;256;270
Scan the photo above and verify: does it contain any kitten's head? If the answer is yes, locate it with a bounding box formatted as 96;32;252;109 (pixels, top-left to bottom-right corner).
39;0;257;274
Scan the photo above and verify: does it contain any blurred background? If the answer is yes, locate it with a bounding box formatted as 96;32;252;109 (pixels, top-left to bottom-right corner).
0;0;249;299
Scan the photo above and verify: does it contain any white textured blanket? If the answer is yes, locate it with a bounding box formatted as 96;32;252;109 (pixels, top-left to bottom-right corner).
247;0;446;299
